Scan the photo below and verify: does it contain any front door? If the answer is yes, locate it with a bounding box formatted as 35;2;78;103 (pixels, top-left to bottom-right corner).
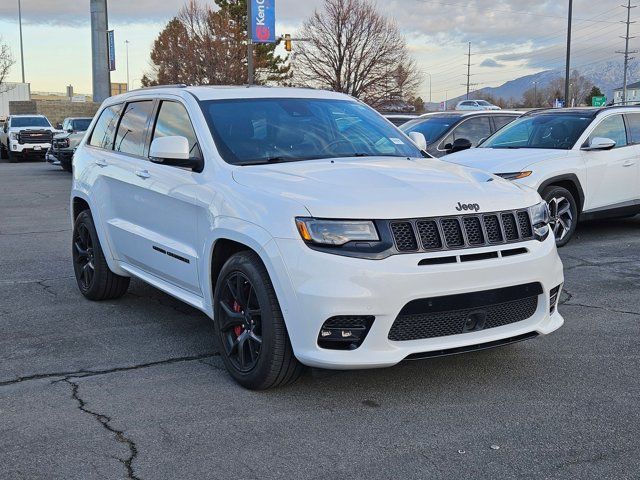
581;114;638;211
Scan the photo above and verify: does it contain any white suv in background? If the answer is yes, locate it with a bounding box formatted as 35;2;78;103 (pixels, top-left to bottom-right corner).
456;100;501;111
0;114;58;162
70;86;564;389
446;107;640;246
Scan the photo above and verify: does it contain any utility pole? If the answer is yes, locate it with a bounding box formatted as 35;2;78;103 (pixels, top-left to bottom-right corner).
90;0;111;102
564;0;573;108
125;40;130;91
466;42;472;99
617;0;637;105
18;0;25;83
247;0;254;85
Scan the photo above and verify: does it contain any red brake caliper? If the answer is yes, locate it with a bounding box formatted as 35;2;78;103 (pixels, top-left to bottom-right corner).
232;301;243;337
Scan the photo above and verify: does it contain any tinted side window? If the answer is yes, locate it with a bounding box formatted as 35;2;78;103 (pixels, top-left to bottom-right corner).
152;101;202;160
451;117;492;147
89;105;123;149
493;116;517;131
589;115;627;148
114;101;154;156
625;113;640;143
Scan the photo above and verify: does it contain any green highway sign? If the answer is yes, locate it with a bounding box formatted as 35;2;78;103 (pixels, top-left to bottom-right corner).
592;96;607;107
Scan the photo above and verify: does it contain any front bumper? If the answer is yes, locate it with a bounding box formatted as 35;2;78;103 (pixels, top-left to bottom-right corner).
272;234;564;369
11;142;51;155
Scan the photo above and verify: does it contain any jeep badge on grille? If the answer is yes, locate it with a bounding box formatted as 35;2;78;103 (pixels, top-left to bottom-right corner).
455;202;480;212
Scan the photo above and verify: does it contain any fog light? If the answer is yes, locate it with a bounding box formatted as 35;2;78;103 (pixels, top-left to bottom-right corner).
317;316;374;350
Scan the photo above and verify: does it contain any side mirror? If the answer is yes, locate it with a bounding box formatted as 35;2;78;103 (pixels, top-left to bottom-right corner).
150;136;194;168
408;131;427;151
451;138;473;153
582;137;616;151
67;128;74;133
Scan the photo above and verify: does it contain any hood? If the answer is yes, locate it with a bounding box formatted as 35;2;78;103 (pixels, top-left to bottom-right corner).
445;148;570;174
232;157;541;219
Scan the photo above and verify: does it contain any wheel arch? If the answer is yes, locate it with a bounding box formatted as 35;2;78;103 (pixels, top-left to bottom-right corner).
538;174;585;215
203;222;300;345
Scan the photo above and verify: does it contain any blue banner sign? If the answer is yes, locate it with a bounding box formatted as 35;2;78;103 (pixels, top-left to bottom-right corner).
107;30;116;71
251;0;276;43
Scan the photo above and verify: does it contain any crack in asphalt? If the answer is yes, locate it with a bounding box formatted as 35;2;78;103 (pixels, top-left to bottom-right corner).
36;279;58;296
0;353;219;388
560;289;639;317
63;378;141;480
0;228;70;236
0;276;74;287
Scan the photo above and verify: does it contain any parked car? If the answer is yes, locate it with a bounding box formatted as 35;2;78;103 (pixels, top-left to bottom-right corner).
70;85;563;389
47;117;93;172
456;100;501;111
400;111;521;157
382;113;420;126
0;114;58;162
445;107;640;246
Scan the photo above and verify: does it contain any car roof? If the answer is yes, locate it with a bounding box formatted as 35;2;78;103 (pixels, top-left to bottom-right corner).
65;117;93;120
10;114;48;118
108;85;355;103
420;110;521;118
524;106;640;118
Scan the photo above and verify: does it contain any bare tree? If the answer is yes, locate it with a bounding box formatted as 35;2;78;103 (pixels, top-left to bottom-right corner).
0;37;15;93
294;0;422;107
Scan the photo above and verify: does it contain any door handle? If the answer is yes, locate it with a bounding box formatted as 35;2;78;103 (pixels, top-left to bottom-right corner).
623;160;635;167
135;169;151;179
95;159;108;167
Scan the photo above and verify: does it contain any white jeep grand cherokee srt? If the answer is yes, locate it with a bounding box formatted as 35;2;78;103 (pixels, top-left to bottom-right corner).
70;85;564;389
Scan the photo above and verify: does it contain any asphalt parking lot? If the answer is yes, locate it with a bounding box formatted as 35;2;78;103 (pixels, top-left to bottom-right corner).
0;159;638;480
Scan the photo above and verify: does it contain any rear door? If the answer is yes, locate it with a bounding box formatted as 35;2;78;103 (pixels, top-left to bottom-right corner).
581;114;638;210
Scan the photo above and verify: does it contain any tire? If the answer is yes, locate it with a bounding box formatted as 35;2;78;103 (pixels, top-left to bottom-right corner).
7;148;19;163
213;251;304;390
542;186;578;248
72;210;130;300
60;159;72;173
0;142;7;159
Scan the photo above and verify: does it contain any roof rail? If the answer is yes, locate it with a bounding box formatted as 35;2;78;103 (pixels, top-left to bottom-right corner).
127;84;189;93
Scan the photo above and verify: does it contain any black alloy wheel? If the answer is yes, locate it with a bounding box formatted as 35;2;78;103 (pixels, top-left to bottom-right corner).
73;221;96;292
213;251;303;390
218;271;263;373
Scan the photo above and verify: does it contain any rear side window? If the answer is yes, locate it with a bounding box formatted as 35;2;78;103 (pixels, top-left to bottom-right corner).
114;101;154;156
493;116;517;131
447;116;492;147
624;113;640;143
152;101;202;161
589;115;627;148
89;105;123;149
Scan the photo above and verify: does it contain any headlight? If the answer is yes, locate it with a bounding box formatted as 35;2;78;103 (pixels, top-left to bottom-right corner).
529;201;550;241
496;171;532;180
295;218;379;246
10;132;17;140
56;138;70;148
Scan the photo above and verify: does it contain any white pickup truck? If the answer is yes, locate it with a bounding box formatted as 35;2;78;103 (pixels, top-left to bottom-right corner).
0;114;59;163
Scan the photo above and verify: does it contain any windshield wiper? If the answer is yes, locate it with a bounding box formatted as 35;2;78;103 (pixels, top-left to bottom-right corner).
237;156;308;166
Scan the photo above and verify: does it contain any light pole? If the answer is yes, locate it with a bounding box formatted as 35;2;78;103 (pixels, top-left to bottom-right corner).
18;0;25;83
564;0;573;108
426;72;432;104
125;40;130;91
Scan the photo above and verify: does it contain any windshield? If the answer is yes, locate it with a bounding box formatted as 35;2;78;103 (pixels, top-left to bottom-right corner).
201;98;422;165
72;119;92;131
11;117;51;128
481;114;592;150
400;116;460;143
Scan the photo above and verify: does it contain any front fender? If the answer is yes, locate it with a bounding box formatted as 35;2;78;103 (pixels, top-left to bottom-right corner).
201;217;300;332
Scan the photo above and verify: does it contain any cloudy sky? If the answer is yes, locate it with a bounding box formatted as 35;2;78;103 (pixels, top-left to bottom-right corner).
0;0;635;101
